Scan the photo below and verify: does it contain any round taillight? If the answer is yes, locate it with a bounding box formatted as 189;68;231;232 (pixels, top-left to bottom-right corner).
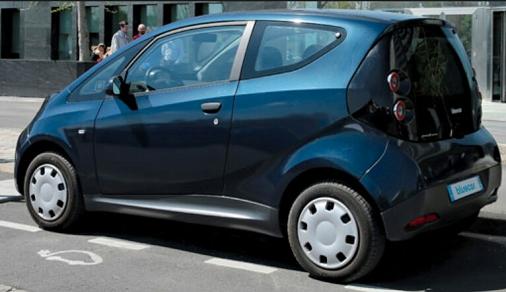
387;71;400;93
393;100;406;122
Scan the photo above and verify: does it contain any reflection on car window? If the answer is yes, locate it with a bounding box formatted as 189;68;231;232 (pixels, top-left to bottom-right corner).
255;24;337;71
126;25;245;93
68;39;149;102
79;57;126;96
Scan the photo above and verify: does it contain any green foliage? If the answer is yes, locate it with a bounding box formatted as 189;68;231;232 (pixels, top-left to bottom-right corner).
319;1;357;9
50;1;74;13
414;34;448;98
458;15;473;58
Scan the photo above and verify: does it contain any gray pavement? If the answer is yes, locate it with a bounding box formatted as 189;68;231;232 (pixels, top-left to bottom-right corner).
1;96;506;291
1;200;506;292
482;100;506;123
0;97;42;130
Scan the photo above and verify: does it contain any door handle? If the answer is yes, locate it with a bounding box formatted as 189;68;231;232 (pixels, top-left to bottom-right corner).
201;102;222;114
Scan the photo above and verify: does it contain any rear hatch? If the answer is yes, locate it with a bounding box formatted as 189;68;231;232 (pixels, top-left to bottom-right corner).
347;19;482;142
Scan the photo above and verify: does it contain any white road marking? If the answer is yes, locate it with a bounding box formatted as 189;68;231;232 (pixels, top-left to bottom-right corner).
0;96;43;103
0;220;41;232
204;258;278;274
38;249;103;266
345;284;416;292
0;284;27;292
88;237;150;250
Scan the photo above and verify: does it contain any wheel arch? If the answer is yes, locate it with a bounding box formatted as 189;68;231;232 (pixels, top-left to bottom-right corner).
16;138;76;195
278;167;383;237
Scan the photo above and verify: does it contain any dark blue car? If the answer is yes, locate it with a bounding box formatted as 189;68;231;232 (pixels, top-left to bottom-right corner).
15;10;502;281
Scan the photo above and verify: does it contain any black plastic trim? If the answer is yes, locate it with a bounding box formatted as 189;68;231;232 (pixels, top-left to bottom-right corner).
381;165;501;241
84;194;282;237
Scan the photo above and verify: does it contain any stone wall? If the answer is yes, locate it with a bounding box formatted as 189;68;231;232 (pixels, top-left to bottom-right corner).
0;59;94;97
0;1;288;97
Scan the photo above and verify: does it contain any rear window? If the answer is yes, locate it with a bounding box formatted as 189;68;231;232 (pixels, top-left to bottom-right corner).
348;24;479;142
392;26;467;103
242;21;344;79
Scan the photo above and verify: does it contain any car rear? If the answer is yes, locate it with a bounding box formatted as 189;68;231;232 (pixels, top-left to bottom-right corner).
347;19;502;240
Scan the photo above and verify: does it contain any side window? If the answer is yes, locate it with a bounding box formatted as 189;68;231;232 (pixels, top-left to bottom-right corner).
68;39;149;102
126;25;245;94
78;57;126;96
242;22;344;79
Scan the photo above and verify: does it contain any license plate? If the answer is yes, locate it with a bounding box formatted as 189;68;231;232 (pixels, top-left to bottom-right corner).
447;176;484;202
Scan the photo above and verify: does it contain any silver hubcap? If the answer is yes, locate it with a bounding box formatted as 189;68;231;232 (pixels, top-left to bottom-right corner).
28;164;68;221
297;197;359;269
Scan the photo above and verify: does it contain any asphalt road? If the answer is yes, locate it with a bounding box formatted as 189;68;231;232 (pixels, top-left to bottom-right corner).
1;200;506;292
1;97;506;291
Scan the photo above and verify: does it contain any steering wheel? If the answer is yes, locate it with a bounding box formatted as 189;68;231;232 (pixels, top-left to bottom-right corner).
144;66;183;90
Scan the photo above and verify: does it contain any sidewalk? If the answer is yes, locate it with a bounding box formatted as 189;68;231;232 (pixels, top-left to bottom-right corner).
482;99;506;122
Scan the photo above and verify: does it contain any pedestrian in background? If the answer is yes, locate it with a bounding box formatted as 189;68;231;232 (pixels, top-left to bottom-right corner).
133;24;147;40
91;43;107;63
110;20;132;54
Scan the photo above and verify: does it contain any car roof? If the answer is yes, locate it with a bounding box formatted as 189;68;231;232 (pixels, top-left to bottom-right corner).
153;9;420;34
196;9;417;24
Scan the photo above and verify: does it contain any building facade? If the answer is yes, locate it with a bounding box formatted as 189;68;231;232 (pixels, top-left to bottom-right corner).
0;1;504;101
0;1;286;96
0;1;287;61
401;6;506;103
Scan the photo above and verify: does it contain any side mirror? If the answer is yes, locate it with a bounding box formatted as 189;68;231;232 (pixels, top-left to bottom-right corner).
106;75;126;96
106;75;138;110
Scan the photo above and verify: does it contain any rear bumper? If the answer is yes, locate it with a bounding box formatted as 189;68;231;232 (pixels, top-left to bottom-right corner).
381;164;501;241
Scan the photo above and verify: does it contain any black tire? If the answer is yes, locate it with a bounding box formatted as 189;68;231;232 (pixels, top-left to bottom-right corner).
24;152;84;231
287;182;385;282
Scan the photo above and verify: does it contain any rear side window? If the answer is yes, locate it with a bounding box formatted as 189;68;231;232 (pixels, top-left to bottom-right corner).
242;21;345;79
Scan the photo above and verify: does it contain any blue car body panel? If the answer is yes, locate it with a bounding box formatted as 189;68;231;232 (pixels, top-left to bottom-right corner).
14;10;501;240
93;81;237;195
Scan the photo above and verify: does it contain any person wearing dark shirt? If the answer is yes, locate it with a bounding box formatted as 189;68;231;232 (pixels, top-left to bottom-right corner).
133;24;147;40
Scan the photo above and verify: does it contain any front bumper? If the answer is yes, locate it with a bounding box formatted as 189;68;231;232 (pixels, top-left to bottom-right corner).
13;128;29;194
381;164;501;241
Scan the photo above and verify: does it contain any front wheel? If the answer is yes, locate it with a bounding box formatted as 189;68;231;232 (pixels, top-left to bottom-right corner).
287;182;385;282
24;152;84;231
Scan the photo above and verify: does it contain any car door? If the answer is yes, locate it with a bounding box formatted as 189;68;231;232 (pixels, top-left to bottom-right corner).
94;22;254;196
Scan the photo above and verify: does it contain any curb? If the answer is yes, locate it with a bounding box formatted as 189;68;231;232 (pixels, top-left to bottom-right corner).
479;210;506;222
0;195;23;203
472;214;506;236
0;96;43;103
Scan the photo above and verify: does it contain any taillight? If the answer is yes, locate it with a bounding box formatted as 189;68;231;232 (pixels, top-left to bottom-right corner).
393;99;406;122
392;98;414;123
387;71;400;93
387;70;411;96
406;213;439;230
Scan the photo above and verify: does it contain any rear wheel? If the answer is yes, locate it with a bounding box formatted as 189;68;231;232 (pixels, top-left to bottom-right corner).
24;152;84;231
287;182;385;282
